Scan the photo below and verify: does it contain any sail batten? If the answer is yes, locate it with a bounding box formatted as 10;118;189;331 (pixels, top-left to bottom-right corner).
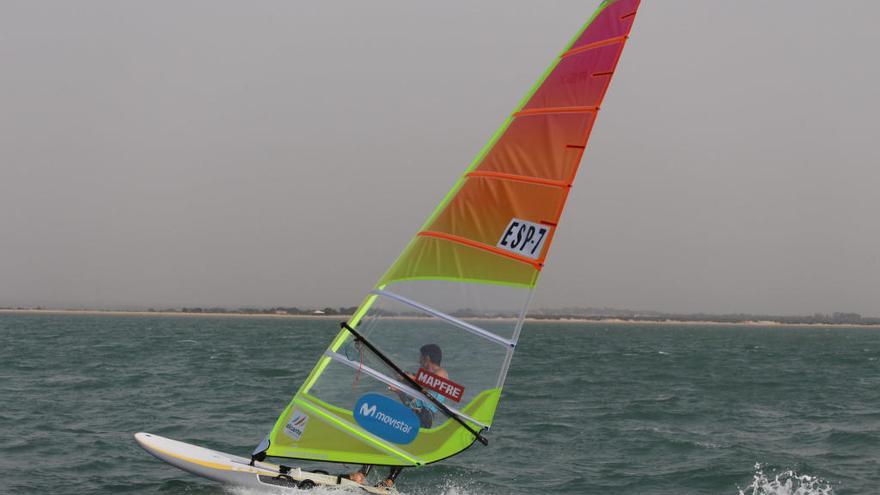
371;289;514;348
260;0;642;466
561;35;628;58
514;105;600;116
465;171;571;189
416;231;545;270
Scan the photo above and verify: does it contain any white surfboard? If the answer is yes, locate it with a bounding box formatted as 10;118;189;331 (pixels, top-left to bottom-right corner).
134;432;396;494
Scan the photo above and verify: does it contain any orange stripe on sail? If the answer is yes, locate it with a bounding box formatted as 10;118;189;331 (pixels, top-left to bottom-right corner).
561;35;627;59
417;231;543;270
514;106;598;117
466;171;570;189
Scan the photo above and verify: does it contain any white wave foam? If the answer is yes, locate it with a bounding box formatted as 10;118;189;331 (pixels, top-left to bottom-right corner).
738;463;834;495
426;478;482;495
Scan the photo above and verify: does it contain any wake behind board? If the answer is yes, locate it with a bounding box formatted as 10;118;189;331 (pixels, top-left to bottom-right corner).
134;433;396;494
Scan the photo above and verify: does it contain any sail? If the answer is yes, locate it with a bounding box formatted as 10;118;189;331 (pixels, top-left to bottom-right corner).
259;0;641;466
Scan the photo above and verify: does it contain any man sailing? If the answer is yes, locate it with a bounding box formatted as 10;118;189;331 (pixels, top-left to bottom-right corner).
348;344;447;489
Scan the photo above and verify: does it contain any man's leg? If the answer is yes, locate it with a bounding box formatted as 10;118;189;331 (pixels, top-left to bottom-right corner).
380;466;403;488
349;465;372;484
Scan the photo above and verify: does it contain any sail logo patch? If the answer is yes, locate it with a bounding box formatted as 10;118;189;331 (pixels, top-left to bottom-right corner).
353;393;420;445
283;410;309;441
416;368;465;402
497;218;549;260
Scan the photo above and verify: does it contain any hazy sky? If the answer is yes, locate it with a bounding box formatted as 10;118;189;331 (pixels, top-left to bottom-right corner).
1;1;878;315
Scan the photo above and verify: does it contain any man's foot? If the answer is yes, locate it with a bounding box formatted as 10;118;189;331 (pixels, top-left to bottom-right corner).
348;472;367;484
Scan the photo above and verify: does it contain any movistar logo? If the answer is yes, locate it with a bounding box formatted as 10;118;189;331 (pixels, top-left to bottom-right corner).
353;393;420;444
359;403;377;417
357;400;413;434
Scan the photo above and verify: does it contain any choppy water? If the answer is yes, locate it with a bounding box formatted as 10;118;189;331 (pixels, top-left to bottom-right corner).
2;314;879;494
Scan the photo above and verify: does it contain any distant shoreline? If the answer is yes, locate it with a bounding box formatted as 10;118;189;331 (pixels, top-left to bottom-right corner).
0;308;339;320
2;308;879;328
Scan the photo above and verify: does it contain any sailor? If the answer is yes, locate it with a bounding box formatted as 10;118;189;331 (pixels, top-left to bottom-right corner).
397;343;447;428
349;344;447;489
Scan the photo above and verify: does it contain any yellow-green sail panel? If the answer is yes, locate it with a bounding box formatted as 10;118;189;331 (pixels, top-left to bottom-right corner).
267;389;501;465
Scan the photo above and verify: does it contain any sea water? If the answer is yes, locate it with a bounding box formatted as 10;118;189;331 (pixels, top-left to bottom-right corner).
1;314;878;495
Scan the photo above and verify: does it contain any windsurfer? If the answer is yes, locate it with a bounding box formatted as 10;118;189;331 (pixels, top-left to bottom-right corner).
395;343;447;429
349;343;448;489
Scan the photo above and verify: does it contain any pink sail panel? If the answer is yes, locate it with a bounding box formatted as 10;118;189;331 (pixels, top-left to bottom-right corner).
571;0;639;50
384;0;641;287
521;42;624;111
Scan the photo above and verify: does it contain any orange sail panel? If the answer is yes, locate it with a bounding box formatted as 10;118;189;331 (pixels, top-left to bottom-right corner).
381;0;641;289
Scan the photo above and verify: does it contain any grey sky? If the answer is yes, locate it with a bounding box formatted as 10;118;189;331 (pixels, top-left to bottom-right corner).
1;1;878;315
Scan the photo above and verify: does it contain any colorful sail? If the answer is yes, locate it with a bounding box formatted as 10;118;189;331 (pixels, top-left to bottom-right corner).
258;0;641;467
